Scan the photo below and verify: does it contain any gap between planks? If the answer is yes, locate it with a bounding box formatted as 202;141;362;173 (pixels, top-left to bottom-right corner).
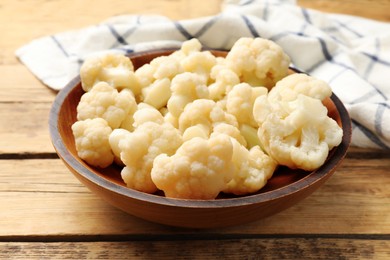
1;233;389;243
0;153;59;160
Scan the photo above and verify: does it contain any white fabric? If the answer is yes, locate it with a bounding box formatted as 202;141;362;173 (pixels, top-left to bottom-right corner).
16;0;390;149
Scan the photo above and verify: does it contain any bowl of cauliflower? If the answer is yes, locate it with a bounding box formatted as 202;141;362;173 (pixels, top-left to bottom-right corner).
49;38;351;228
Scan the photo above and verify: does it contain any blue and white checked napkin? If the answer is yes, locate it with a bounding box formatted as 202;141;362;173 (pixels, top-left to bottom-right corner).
16;0;390;149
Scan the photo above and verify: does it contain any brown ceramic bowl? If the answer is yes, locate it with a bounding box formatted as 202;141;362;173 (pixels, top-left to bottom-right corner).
49;49;351;228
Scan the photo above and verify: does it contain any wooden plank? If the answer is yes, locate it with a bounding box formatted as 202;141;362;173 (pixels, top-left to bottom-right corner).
0;239;389;259
0;160;167;236
0;157;389;236
0;103;54;154
298;0;390;21
0;65;56;103
0;0;222;64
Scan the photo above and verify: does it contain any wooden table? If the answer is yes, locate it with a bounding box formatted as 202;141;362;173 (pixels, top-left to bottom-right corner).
1;0;389;259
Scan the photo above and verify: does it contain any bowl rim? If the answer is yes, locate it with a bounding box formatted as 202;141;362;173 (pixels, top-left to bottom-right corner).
49;50;352;209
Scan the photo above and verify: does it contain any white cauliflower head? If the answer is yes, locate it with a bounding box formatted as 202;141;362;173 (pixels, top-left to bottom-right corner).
171;38;202;58
268;73;332;102
167;72;209;118
134;54;184;89
212;123;247;147
76;82;137;129
221;138;277;195
151;135;235;200
134;39;202;90
180;50;217;83
182;124;210;142
225;37;290;89
254;94;343;171
178;99;238;133
114;122;182;193
72;118;114;168
80;53;140;94
226;83;268;127
151;55;185;80
208;65;240;101
132;103;165;128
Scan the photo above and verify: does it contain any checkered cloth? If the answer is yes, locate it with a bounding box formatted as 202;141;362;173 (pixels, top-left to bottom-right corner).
16;0;390;149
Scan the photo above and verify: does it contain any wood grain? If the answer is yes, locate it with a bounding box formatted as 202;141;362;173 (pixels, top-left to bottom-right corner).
0;0;389;258
298;0;390;21
0;156;388;236
0;103;54;154
0;0;222;65
0;65;57;103
1;239;389;259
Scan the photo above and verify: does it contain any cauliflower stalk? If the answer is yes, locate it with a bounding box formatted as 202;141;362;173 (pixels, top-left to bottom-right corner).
253;74;343;171
141;78;172;109
151;135;235;199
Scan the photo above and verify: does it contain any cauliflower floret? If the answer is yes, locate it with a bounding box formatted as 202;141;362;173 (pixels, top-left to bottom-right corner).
167;72;209;118
80;53;140;94
208;65;240;100
181;50;217;83
151;55;184;80
226;83;268;127
76;82;137;129
220;138;277;195
109;103;164;164
114;122;182;193
268;73;332;102
135;39;203;90
254;94;343;171
72;118;114;168
225;37;290;89
171;38;202;59
178;99;238;134
181;122;247;146
132;103;164;128
151;135;235;199
212;123;247;147
182;124;210;142
135;55;184;90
